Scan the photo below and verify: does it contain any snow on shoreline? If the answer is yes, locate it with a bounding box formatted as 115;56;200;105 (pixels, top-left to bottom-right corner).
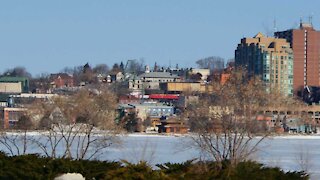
3;131;320;139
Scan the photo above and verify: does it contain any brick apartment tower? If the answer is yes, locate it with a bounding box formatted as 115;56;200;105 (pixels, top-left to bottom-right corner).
275;22;320;95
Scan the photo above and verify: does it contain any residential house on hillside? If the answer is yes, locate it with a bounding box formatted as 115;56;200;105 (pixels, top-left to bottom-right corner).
50;73;74;88
109;71;124;83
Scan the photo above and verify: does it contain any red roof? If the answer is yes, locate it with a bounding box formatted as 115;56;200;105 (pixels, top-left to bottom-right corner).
149;94;179;100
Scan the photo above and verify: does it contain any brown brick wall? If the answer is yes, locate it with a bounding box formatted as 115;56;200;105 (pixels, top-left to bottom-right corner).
276;27;320;94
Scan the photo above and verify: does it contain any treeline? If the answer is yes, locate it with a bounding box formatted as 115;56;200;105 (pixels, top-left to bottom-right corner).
0;152;308;179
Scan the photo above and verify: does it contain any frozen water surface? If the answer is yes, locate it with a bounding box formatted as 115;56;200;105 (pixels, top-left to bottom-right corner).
1;133;320;179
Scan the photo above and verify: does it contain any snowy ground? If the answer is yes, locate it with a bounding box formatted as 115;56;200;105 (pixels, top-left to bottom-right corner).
1;133;320;179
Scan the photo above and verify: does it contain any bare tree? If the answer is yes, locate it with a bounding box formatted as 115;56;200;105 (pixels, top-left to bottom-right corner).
93;64;109;75
196;56;225;72
0;132;29;156
27;87;121;159
185;68;294;166
61;65;83;86
295;144;313;173
125;59;145;74
29;73;51;93
0;114;33;156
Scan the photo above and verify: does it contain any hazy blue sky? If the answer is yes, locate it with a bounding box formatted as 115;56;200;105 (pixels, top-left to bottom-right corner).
1;0;320;75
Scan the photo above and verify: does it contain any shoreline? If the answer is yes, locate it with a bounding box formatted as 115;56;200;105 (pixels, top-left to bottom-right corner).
3;130;320;139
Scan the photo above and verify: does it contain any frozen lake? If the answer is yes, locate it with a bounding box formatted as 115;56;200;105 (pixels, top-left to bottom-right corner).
107;134;320;179
1;133;320;179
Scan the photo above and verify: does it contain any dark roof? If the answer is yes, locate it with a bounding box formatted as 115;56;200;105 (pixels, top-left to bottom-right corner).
0;76;28;82
138;72;179;78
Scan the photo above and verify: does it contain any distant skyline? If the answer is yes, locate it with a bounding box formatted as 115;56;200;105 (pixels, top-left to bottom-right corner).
1;0;320;75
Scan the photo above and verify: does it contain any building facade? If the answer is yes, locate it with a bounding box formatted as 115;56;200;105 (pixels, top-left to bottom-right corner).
129;71;180;95
0;77;29;93
235;32;293;96
0;107;26;129
275;22;320;94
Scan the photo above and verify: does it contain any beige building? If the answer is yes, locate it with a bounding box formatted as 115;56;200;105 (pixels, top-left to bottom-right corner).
0;82;22;93
160;82;206;93
235;32;294;96
129;71;180;94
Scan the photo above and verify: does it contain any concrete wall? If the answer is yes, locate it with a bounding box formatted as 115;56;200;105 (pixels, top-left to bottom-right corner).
0;82;22;93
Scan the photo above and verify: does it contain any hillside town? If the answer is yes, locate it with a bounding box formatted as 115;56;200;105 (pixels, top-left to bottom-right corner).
1;21;320;135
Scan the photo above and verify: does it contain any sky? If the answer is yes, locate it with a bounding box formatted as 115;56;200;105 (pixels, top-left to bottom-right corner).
1;0;320;76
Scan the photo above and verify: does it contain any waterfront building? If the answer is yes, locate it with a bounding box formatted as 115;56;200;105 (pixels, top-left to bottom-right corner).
235;32;293;96
275;22;320;95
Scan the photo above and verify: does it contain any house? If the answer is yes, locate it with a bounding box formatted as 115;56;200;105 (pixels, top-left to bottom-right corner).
128;76;144;94
50;73;74;88
109;72;124;82
157;117;188;134
0;107;26;129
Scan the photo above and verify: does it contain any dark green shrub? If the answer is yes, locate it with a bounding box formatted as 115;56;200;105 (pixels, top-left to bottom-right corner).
0;152;309;180
105;160;166;180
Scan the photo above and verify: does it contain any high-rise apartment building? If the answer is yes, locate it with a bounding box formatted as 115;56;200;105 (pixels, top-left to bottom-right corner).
235;32;293;96
275;22;320;94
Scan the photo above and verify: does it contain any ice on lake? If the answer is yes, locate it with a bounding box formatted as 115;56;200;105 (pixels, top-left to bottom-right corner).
1;133;320;179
